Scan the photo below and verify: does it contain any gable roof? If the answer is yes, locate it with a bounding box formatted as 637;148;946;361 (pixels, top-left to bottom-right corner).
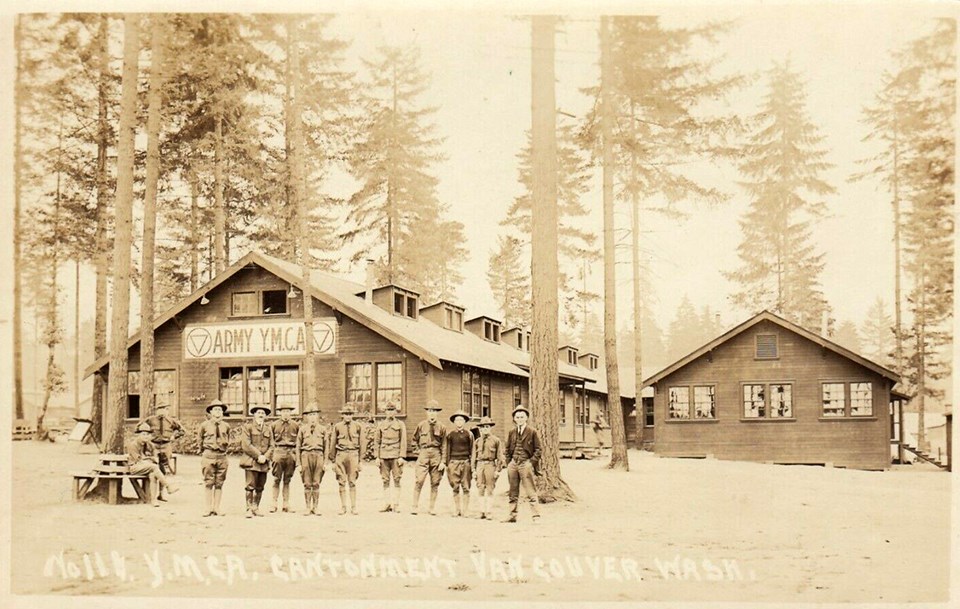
641;310;900;388
85;251;596;385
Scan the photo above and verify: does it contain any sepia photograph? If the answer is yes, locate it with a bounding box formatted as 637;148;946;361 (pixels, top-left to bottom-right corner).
0;1;956;607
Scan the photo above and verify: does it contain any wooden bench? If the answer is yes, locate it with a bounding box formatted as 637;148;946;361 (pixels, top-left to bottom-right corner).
72;471;151;504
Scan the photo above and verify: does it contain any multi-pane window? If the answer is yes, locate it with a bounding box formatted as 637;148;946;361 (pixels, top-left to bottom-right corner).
693;385;716;419
376;363;403;414
770;384;793;418
667;386;691;419
822;383;846;417
127;371;142;419
560;390;568;424
483;320;500;342
127;369;178;419
644;398;654;427
566;349;578;365
851;382;873;416
513;381;523;407
217;365;298;416
743;384;766;418
392;290;418;319
346;363;373;413
461;369;490;418
232;292;258;316
274;366;300;413
443;306;464;332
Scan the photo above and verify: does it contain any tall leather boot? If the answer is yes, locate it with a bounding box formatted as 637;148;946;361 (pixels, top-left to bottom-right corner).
282;484;294;512
380;485;392;512
349;487;358;515
245;490;255;518
304;488;313;515
411;484;422;515
453;493;462;516
213;488;223;516
253;490;264;516
429;488;438;515
462;493;470;517
392;486;401;513
338;488;348;515
203;488;214;516
313;489;322;516
270;481;281;512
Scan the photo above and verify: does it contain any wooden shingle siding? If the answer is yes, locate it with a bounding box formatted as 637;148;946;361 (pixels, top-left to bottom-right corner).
653;319;891;470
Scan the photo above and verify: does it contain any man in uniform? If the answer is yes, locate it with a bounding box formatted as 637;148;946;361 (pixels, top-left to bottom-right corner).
330;404;364;515
373;401;406;512
128;422;178;507
240;405;274;518
472;416;504;519
197;399;230;516
504;404;541;523
296;403;328;516
411;399;447;515
144;402;184;484
445;409;474;517
269;404;300;512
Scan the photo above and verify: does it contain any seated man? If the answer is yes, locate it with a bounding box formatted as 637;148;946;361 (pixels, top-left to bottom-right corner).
128;422;179;506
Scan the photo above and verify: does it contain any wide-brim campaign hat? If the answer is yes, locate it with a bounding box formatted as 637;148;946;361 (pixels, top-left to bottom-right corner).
449;410;470;423
155;403;170;409
477;416;495;427
511;405;530;418
249;405;272;416
276;404;296;411
135;422;152;433
339;405;356;415
424;399;442;412
206;399;228;414
302;403;321;415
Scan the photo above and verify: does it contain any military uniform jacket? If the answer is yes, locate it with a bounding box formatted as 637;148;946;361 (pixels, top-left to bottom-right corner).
128;436;159;464
473;433;505;470
296;422;329;459
198;419;231;453
505;425;542;474
329;421;364;460
271;419;300;448
374;418;407;460
240;420;275;471
413;419;448;461
144;414;184;444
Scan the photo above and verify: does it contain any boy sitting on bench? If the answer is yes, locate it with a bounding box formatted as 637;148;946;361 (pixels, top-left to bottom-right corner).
129;422;179;506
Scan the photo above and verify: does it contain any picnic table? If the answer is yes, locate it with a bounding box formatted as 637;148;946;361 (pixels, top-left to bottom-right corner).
72;454;151;504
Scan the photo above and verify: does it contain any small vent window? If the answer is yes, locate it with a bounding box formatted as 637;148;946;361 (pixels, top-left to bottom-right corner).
755;333;778;359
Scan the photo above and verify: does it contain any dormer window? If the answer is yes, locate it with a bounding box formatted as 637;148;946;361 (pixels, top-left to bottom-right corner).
443;306;464;332
567;349;577;365
484;320;500;342
525;331;531;352
517;332;524;350
392;289;418;319
588;355;598;370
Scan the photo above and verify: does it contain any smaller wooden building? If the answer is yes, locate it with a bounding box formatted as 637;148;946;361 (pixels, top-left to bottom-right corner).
642;311;900;470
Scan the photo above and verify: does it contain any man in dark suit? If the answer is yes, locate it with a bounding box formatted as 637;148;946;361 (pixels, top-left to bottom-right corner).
504;405;541;523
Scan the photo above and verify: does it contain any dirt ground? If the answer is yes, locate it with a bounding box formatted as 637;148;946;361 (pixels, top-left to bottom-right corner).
7;440;953;603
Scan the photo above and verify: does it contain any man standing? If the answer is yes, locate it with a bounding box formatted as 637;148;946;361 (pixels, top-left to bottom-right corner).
411;399;447;515
330;404;364;515
128;422;178;507
269;404;300;513
240;405;274;518
296;403;328;516
444;409;474;517
472;416;504;519
504;405;541;523
374;401;406;512
144;402;184;481
197;399;231;517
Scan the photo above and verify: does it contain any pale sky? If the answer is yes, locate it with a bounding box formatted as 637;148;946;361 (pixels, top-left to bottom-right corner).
1;1;955;349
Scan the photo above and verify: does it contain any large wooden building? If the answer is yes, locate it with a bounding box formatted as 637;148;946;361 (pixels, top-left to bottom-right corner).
85;251;609;449
642;311;900;470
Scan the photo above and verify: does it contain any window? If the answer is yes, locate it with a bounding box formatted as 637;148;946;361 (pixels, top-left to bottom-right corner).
588;355;598;370
566;349;578;365
756;333;779;359
517;332;524;350
443;306;463;331
376;363;403;414
216;365;298;416
232;292;257;316
274;366;300;413
394;292;405;315
822;383;846;417
513;381;523;407
644;398;654;427
770;384;793;418
560;390;567;424
851;382;873;416
126;369;179;419
743;384;766;418
454;310;463;331
667;386;691;419
346;363;373;413
743;382;793;419
693;385;716;419
261;290;287;315
392;290;418;319
483;320;500;342
406;297;417;319
461;369;490;418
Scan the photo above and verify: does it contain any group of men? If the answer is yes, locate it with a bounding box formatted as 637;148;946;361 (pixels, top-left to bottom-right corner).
132;397;543;522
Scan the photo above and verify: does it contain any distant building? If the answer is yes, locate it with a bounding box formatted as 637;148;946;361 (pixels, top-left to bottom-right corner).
642;310;900;470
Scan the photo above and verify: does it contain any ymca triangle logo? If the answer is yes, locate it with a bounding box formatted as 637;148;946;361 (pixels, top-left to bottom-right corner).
186;327;213;358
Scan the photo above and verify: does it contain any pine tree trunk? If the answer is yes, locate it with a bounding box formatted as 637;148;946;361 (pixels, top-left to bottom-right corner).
601;16;628;470
140;15;166;417
213;113;226;274
287;16;316;406
189;171;199;292
91;13;111;442
13;15;24;423
892;125;903;377
530;15;574;502
630;102;644;450
916;262;927;450
104;13;140;454
74;260;80;419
